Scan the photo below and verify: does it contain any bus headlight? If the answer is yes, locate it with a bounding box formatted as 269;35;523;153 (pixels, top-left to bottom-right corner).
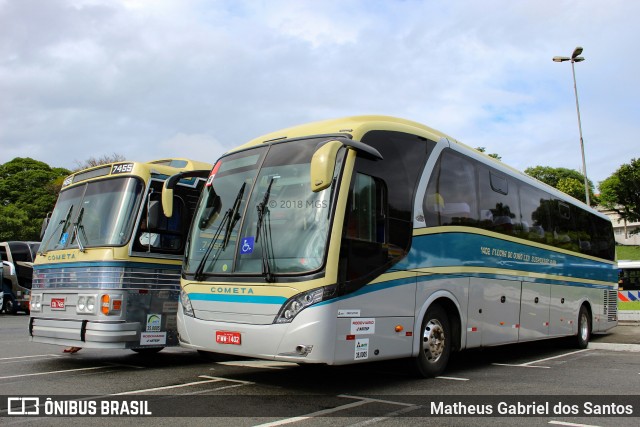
274;285;337;324
181;289;194;317
30;294;42;312
77;294;98;314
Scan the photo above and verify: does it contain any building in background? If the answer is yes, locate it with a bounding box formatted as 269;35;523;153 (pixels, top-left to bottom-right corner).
598;206;640;246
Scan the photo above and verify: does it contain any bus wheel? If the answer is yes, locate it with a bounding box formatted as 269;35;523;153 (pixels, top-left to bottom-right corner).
415;304;451;378
132;347;164;355
575;305;591;349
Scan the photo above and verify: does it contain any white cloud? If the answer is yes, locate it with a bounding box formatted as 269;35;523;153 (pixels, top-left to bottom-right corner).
0;0;638;189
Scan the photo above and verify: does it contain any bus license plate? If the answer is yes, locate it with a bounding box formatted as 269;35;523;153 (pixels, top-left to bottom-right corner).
216;331;241;345
50;298;66;310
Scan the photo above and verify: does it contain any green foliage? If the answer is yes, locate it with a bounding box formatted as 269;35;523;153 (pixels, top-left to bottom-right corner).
599;159;640;234
475;147;502;161
616;245;640;261
0;158;71;241
524;165;596;205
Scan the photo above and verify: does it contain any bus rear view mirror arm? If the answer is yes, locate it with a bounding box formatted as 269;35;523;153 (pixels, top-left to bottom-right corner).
310;138;383;192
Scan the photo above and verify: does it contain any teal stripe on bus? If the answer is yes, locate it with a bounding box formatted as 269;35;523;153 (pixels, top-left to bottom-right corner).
189;293;287;305
34;261;181;270
398;232;616;283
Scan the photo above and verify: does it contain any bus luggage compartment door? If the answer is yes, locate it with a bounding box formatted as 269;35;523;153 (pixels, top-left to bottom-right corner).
467;278;521;347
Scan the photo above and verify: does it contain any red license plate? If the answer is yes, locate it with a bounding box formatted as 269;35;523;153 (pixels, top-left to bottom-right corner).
50;298;66;310
216;331;241;345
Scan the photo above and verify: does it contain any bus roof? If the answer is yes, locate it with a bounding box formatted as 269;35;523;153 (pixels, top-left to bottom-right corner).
62;158;213;189
231;115;453;153
226;115;608;221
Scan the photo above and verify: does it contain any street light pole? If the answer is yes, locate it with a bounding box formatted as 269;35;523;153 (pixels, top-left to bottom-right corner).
553;46;590;206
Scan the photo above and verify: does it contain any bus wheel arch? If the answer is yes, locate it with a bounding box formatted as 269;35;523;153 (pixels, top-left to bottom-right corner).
575;302;592;349
414;297;462;378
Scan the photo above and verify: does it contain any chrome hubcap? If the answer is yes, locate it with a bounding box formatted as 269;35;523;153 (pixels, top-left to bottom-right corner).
579;312;589;341
423;319;445;363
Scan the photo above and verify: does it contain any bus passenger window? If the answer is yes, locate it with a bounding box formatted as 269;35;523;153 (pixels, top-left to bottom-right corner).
479;168;520;235
423;151;478;227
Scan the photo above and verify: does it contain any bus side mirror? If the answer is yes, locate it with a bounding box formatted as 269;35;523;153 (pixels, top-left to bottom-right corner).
162;186;174;218
147;200;161;230
310;140;342;192
162;169;211;217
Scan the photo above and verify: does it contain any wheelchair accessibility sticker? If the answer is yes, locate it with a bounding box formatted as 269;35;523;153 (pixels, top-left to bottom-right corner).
240;236;255;254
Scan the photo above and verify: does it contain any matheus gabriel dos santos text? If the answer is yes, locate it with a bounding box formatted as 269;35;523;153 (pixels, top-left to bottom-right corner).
431;401;634;416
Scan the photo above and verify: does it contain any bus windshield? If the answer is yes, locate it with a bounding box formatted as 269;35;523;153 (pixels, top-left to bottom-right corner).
185;139;342;278
40;177;144;253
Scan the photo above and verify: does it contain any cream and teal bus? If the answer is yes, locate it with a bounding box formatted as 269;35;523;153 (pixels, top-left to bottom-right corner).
30;158;211;353
169;116;617;376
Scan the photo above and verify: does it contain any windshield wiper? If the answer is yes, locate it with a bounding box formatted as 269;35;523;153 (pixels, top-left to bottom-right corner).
193;182;246;280
39;205;74;255
73;207;88;252
256;177;276;282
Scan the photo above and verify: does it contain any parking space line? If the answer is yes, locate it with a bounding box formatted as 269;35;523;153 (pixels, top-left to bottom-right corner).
216;360;296;370
0;366;111;380
198;374;255;384
110;377;227;395
0;354;63;361
252;399;371;427
436;376;469;381
493;349;589;368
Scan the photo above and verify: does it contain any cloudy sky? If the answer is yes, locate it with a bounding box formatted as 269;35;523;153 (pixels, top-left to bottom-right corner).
1;0;637;189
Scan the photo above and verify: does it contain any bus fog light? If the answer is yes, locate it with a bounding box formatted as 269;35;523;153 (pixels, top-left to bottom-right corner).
86;296;96;313
181;289;194;317
275;285;337;324
30;295;42;312
295;345;313;356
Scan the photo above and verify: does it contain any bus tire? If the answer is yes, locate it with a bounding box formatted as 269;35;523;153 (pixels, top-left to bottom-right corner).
415;304;451;378
575;305;591;349
132;347;164;355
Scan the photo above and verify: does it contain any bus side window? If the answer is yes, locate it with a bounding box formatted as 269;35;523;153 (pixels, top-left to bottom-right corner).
423;150;478;227
478;167;520;235
135;195;187;254
346;173;386;243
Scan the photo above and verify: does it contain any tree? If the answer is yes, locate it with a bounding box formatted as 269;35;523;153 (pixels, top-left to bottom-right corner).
524;165;596;206
599;158;640;235
0;158;71;241
74;153;125;171
475;147;502;161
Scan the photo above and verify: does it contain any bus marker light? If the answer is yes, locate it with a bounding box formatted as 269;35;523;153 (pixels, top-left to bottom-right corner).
406;331;413;337
346;335;355;340
101;295;110;315
395;325;403;333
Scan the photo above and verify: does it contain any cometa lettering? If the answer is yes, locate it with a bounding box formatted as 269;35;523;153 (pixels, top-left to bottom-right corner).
47;252;77;261
210;287;255;295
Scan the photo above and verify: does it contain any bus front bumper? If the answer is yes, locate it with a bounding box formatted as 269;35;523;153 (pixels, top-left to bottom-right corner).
30;317;141;349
